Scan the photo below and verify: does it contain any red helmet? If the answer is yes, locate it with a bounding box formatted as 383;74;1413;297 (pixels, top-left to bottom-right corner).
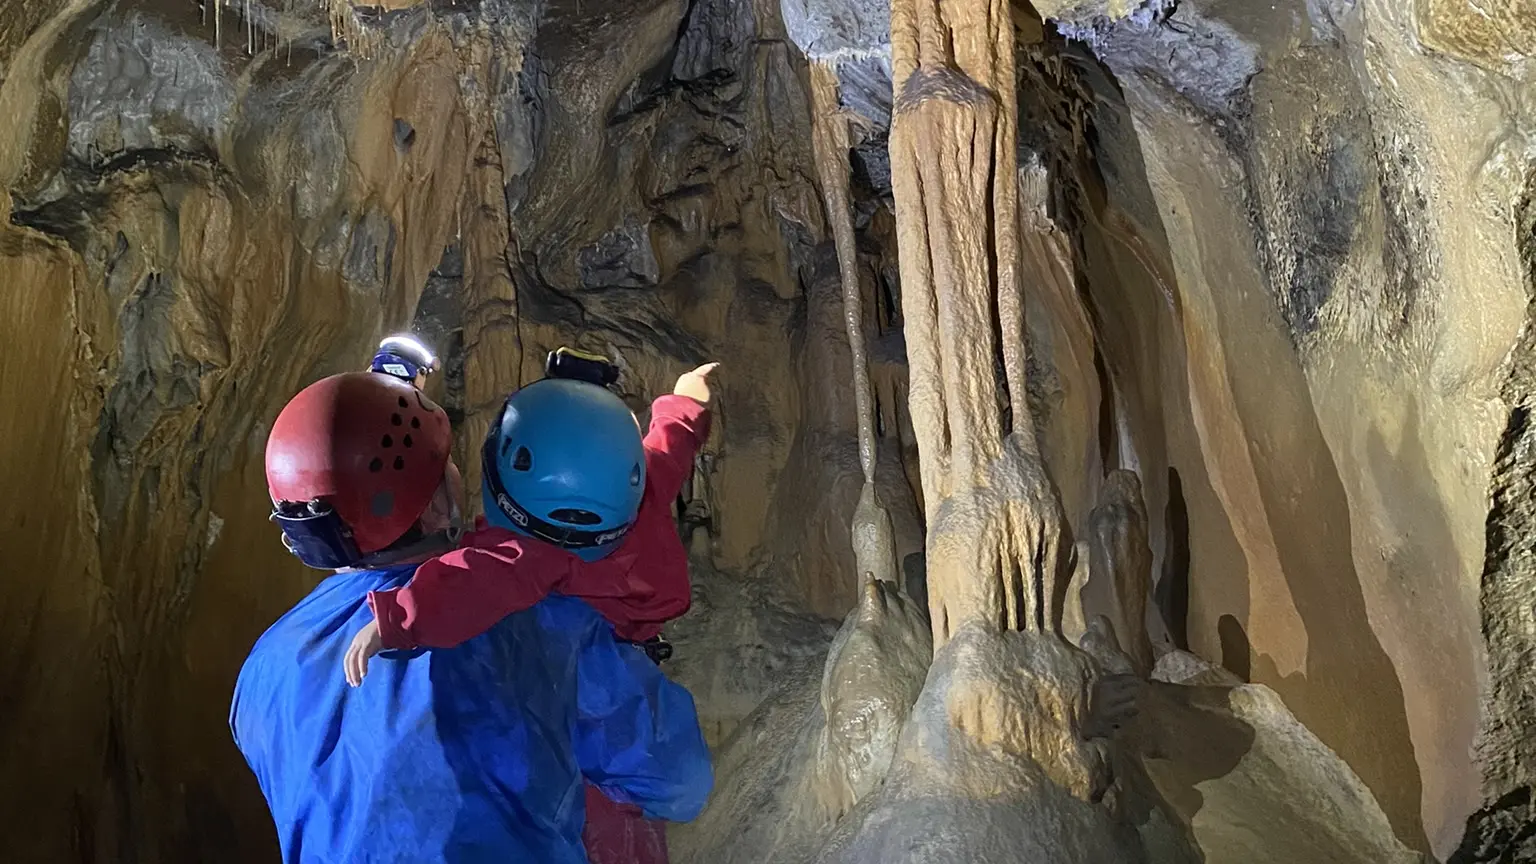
265;372;452;560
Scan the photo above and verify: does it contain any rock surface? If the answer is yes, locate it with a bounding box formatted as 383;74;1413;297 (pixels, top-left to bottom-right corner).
0;0;869;859
809;625;1150;864
4;0;1536;860
1132;675;1431;864
670;576;930;864
1051;1;1533;853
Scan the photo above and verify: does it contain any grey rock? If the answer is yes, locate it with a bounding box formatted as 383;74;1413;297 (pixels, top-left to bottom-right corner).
817;576;931;813
68;13;233;162
1054;1;1258;123
834;55;891;128
576;216;660;290
813;626;1142;863
672;0;756;81
342;207;397;290
779;0;889;64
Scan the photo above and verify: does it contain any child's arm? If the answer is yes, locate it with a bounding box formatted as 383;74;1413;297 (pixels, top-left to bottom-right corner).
371;539;566;649
343;535;567;685
644;363;718;504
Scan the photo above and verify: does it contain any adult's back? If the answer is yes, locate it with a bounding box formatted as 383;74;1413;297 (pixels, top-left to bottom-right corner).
232;563;711;864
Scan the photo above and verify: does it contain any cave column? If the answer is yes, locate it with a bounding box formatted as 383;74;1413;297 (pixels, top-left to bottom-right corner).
888;0;1070;645
807;61;900;590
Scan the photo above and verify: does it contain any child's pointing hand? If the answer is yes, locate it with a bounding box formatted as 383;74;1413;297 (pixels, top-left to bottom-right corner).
673;363;720;408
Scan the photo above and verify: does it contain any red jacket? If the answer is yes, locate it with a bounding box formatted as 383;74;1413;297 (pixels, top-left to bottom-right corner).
369;394;710;648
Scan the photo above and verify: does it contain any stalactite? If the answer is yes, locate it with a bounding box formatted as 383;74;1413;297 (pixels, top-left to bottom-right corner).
888;0;1071;646
327;0;381;61
455;36;524;509
808;61;900;591
808;63;877;486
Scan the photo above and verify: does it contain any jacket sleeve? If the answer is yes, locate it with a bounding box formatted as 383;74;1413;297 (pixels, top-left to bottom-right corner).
572;628;713;822
368;537;565;650
643;395;711;506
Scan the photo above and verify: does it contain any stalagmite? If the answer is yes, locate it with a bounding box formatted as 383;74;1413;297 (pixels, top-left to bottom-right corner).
887;0;1070;645
1086;469;1155;676
807;60;899;590
815;573;933;817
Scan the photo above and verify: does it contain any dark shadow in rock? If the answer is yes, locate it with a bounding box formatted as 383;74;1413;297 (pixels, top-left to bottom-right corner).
1217;614;1250;683
902;552;928;617
1448;785;1536;864
1156;465;1190;650
392;118;415;153
182;778;240;860
1127;682;1257;834
1094;344;1117;469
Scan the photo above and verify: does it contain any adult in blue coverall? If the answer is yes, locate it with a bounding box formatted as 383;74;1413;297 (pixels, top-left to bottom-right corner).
231;371;712;863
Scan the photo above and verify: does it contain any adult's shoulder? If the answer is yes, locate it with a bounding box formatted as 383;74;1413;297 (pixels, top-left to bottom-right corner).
241;568;415;666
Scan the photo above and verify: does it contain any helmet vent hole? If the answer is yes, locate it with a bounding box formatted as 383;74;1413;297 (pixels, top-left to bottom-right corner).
630;465;642;487
411;416;421;429
513;447;532;471
399;397;409;408
403;434;413;448
393;456;405;470
391;413;403;426
381;434;394;448
369;457;384;473
549;508;602;526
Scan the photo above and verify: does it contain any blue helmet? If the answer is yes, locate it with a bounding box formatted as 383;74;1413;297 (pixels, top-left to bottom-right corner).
481;378;646;561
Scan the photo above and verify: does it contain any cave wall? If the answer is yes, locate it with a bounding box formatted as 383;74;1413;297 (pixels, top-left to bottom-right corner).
1043;0;1536;856
1;8;485;859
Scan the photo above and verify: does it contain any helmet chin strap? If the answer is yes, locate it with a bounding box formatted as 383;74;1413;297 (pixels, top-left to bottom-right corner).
355;499;465;569
357;529;457;568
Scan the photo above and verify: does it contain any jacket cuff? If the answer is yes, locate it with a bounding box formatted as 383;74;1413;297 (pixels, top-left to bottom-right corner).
652;393;712;442
367;589;415;650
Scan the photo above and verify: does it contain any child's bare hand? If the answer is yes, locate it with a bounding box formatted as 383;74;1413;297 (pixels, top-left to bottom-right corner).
344;620;384;687
673;362;720;407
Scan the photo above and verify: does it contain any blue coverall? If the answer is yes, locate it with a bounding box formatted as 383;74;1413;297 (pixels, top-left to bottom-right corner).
231;564;713;863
